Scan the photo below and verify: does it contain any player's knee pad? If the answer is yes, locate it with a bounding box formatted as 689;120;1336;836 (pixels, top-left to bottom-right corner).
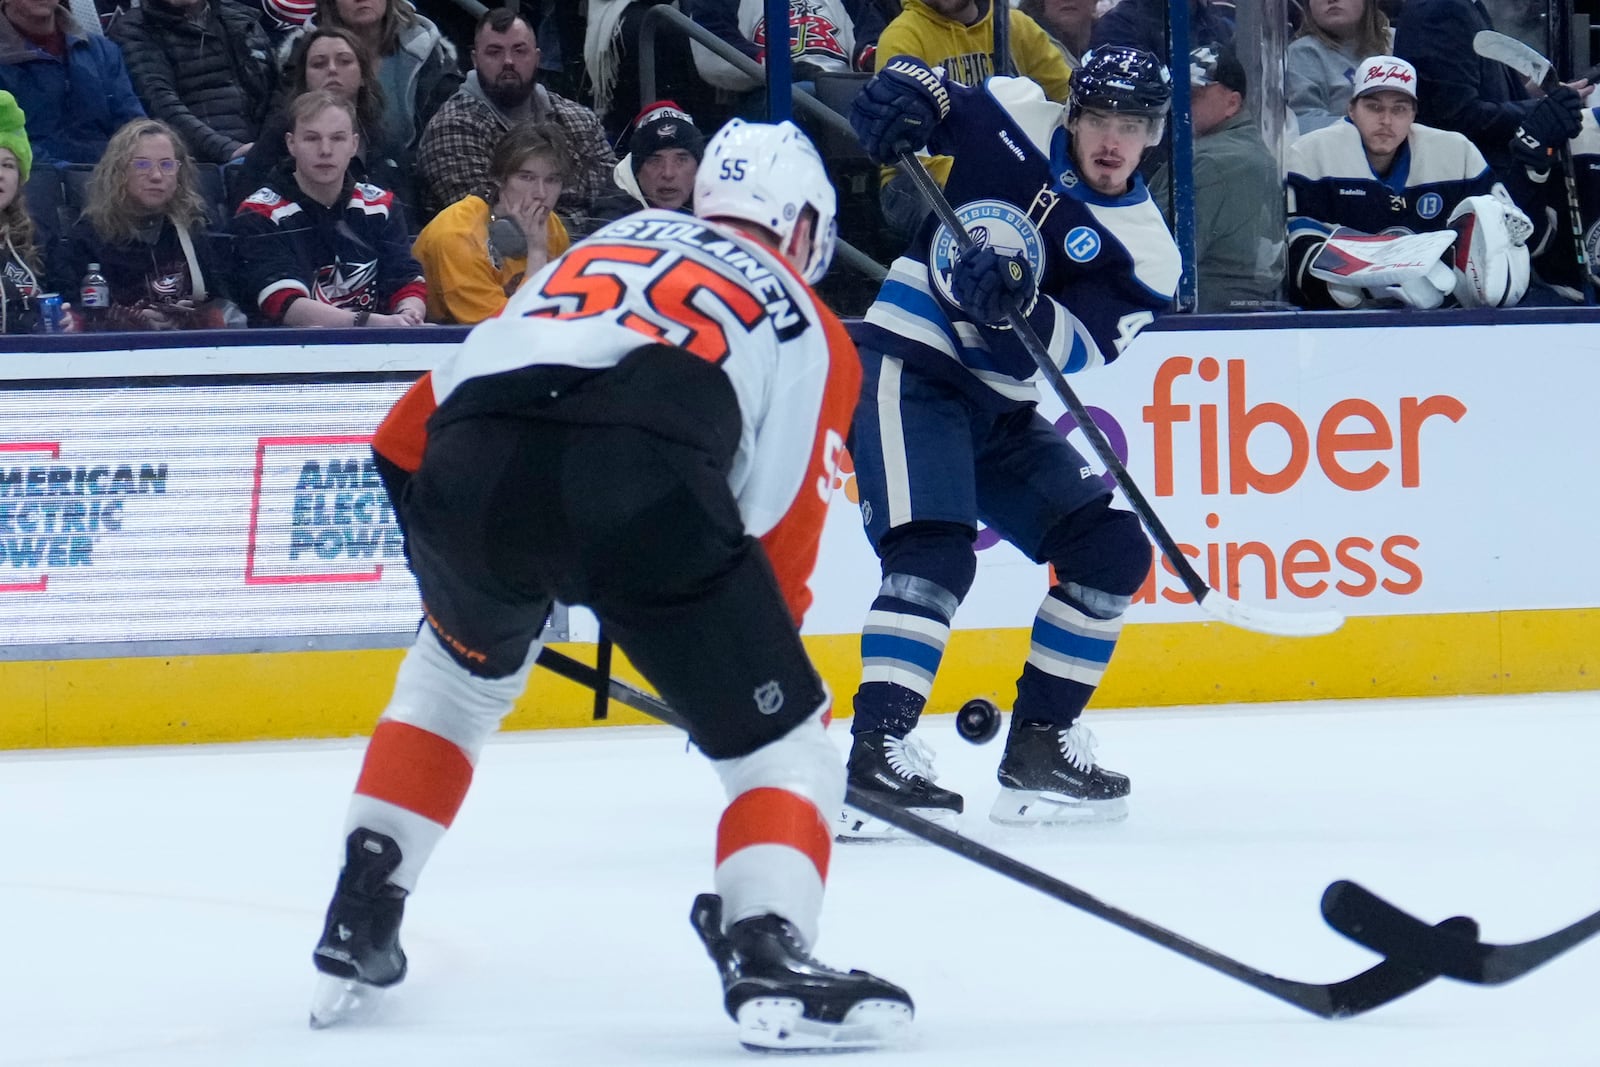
877;521;978;611
1038;502;1151;614
379;626;538;761
712;709;845;814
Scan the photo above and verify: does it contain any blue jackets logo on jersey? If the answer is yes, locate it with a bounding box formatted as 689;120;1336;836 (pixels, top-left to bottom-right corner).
930;200;1045;308
1064;226;1102;262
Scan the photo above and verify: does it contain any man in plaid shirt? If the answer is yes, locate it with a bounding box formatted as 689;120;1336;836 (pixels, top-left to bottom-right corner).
417;6;614;229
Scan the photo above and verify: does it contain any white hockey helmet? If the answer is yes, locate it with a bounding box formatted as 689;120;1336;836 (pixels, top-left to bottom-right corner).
694;118;838;284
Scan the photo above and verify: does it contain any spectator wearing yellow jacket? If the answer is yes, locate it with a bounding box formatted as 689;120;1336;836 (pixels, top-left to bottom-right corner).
411;123;571;324
874;0;1073;242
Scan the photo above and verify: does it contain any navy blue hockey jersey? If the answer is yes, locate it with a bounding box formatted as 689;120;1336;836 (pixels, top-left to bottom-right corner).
1286;119;1504;307
855;76;1179;406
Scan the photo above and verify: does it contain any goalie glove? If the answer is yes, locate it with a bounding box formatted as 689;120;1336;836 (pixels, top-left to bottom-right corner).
1307;229;1458;309
1447;193;1533;307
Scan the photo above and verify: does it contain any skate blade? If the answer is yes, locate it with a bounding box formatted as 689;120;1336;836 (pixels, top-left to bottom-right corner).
736;996;913;1052
308;973;387;1029
987;788;1128;827
834;804;958;843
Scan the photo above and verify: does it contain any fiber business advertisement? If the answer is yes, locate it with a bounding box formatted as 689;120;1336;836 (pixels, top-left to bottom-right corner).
2;321;1598;654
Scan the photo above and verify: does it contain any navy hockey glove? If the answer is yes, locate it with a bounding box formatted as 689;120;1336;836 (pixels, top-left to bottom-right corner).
1511;84;1584;167
850;55;951;165
950;243;1037;325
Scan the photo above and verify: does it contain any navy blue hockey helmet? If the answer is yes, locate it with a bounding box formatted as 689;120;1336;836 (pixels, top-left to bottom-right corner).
1068;46;1173;138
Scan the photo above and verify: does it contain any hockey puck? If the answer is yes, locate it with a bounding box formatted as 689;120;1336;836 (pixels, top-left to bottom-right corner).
955;698;1001;744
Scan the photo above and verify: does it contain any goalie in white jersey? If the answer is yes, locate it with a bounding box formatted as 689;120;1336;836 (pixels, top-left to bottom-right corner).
307;119;914;1052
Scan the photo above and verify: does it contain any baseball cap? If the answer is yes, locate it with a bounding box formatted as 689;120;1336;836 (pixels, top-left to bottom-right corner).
1190;43;1246;93
1352;56;1418;100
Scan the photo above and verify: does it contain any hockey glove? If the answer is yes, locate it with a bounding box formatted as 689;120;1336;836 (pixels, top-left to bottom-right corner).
1511;83;1584;167
950;243;1038;325
850;55;951;165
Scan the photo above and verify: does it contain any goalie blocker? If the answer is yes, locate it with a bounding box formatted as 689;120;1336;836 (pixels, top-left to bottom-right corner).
1305;194;1533;309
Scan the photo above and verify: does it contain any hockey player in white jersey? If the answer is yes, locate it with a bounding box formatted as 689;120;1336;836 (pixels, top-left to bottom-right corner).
307;119;913;1052
835;48;1180;838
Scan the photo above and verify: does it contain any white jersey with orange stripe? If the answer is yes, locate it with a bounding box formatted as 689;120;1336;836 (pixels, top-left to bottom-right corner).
426;209;862;623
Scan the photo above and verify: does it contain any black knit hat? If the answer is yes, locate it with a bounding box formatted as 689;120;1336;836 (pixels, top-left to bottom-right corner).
628;101;706;176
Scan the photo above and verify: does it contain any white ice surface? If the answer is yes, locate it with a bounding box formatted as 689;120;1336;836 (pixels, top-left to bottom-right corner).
4;692;1597;1066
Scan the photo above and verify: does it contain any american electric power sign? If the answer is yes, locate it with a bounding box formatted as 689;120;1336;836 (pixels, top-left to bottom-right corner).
2;324;1597;649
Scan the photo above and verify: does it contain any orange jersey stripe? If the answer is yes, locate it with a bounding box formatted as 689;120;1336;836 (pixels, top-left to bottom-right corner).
716;786;832;882
372;372;437;474
758;305;862;625
354;719;474;828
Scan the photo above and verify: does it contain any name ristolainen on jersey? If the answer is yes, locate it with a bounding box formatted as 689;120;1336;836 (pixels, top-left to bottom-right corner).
589;216;812;342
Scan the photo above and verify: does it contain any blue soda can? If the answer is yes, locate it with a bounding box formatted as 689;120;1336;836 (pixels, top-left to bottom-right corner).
37;293;63;333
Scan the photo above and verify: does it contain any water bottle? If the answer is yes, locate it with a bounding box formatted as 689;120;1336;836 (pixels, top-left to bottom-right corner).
79;263;110;329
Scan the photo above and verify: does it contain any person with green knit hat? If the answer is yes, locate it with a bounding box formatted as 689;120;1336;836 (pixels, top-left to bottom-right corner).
0;90;33;181
0;89;46;333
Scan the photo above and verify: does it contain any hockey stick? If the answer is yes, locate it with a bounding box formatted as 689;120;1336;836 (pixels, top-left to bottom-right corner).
1322;879;1600;985
533;644;1466;1018
1473;30;1597;305
894;153;1344;638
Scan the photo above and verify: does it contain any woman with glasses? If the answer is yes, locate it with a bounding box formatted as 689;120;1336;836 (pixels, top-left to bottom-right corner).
410;123;570;324
235;26;407;211
52;118;234;331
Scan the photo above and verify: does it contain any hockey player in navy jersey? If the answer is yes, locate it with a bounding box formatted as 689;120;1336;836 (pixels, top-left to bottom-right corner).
835;47;1180;837
1287;56;1534;310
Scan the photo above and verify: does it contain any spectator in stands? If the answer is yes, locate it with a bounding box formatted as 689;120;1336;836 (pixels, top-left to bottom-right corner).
1287;0;1392;135
1286;56;1532;309
253;0;316;47
686;0;885;93
304;0;459;163
417;6;612;228
54;117;236;329
230;90;425;325
0;90;44;332
236;26;405;210
1394;0;1582;183
411;122;570;324
584;0;720;141
1090;0;1233;56
0;0;144;165
1018;0;1096;69
109;0;277;166
873;0;1073;242
878;0;1069;96
591;99;704;224
1187;43;1284;311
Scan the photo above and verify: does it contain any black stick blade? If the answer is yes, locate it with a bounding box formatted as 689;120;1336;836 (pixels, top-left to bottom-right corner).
1323;879;1600;985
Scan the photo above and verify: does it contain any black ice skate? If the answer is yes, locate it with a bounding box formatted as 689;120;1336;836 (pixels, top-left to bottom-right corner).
690;893;913;1052
989;718;1130;826
835;730;964;841
308;828;409;1029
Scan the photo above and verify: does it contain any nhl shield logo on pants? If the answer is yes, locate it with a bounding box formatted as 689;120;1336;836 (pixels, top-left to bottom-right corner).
754;680;785;716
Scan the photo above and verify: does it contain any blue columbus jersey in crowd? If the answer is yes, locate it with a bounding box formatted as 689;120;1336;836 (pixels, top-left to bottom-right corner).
1285;119;1504;301
855;76;1179;407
